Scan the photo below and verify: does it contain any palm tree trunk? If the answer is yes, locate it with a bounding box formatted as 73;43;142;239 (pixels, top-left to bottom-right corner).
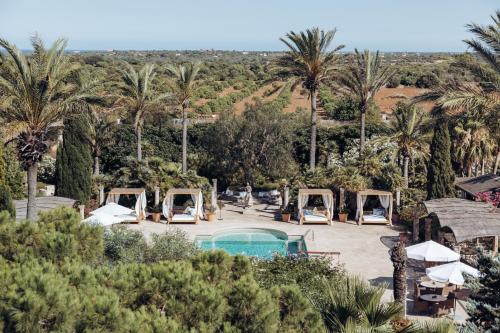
309;89;317;170
403;156;409;189
94;155;100;176
182;106;188;173
494;148;500;175
360;111;366;153
137;127;142;162
26;162;38;221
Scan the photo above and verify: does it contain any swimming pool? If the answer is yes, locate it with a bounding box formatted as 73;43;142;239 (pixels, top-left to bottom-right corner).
196;228;306;259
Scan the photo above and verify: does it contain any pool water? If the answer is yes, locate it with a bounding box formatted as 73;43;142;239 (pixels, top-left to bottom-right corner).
196;228;306;259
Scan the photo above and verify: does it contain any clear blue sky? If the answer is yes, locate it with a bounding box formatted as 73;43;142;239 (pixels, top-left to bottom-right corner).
1;0;498;51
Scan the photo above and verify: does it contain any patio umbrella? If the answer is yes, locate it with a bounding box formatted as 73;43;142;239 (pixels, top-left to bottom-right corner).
405;240;460;262
426;261;480;285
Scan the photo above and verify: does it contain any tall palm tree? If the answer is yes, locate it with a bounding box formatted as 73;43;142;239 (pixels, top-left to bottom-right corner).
416;12;499;173
0;36;98;220
386;103;430;188
278;28;344;170
117;62;167;162
314;276;401;332
88;106;117;176
165;62;201;173
338;49;395;153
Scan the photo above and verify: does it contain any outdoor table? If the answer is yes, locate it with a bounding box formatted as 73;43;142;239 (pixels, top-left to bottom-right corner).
419;294;447;303
420;280;446;289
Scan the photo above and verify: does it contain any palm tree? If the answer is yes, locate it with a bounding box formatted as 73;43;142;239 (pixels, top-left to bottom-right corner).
117;62;167;162
385;103;430;188
165;62;201;173
278;28;344;170
338;49;395;153
415;12;499;173
314;276;401;332
88;106;117;176
0;36;99;220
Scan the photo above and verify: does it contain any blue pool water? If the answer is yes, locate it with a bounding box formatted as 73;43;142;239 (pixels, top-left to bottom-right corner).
196;228;305;259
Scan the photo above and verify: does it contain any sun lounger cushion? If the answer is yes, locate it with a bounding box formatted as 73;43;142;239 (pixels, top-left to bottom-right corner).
184;207;196;216
172;214;197;222
363;214;388;222
303;209;313;216
83;212;124;226
304;214;328;222
373;208;386;216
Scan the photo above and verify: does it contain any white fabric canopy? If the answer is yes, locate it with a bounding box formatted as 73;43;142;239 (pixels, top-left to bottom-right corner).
298;194;309;216
355;194;368;219
379;195;391;212
426;261;480;285
134;191;147;218
90;203;134;216
162;190;203;219
106;193;121;205
406;241;460;262
322;194;334;219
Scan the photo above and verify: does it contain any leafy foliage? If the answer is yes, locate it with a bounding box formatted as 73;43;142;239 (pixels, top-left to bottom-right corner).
427;121;455;199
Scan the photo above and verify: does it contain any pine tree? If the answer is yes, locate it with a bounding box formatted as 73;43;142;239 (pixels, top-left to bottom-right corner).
427;121;455;199
467;250;500;332
55;112;93;204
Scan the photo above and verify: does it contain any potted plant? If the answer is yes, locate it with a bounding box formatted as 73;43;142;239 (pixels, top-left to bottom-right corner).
280;204;293;222
151;205;162;223
338;207;349;223
206;205;217;222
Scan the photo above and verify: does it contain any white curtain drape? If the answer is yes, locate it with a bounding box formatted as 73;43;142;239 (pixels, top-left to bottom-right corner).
162;194;174;219
355;194;368;219
134;192;147;217
379;195;390;215
298;194;309;216
196;192;204;218
322;194;334;218
106;194;120;205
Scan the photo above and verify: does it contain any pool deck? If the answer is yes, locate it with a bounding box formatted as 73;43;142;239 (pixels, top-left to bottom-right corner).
126;201;401;284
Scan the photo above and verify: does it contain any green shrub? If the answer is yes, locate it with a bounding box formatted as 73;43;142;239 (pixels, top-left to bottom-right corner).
103;227;148;264
0;184;15;218
146;228;200;262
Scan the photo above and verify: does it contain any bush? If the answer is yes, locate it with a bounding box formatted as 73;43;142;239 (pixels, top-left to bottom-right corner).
38;155;56;184
103;227;148;264
415;73;439;88
386;75;400;88
146;228;200;262
327;97;358;121
0;184;15;217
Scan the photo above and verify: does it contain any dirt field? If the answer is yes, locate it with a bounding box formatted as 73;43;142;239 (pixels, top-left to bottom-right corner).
374;86;434;114
282;87;311;113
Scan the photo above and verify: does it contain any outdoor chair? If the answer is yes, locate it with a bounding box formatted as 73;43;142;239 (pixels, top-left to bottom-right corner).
413;299;429;315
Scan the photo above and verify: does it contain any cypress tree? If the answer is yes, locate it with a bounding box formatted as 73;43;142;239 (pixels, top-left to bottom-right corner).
427;121;455;199
55;112;93;204
0;145;15;217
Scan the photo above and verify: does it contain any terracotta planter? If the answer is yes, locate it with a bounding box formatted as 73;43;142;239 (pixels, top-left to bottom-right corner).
281;213;291;222
207;213;217;222
338;213;348;223
152;212;161;223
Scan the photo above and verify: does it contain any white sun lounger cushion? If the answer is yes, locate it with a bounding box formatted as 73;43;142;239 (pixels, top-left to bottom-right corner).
172;214;197;222
363;214;388;222
304;214;328;222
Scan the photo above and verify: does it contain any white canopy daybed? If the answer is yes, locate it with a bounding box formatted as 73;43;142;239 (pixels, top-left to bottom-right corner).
162;188;203;224
356;189;393;226
84;188;147;225
297;189;335;225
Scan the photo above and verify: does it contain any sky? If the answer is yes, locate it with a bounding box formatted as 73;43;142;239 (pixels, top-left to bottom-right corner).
1;0;498;52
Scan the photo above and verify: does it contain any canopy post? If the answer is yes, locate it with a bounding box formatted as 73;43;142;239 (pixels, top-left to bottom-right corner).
494;236;498;256
154;186;160;206
396;189;401;208
78;205;85;219
388;193;393;226
283;186;289;209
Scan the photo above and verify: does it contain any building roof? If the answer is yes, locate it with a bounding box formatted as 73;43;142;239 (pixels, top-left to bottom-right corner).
424;198;500;243
455;173;500;196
